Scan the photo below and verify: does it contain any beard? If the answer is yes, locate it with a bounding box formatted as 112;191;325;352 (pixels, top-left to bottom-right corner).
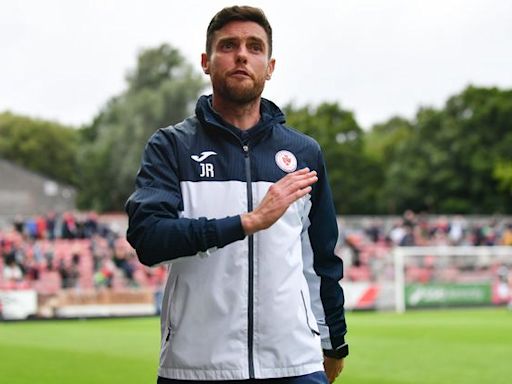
213;74;266;105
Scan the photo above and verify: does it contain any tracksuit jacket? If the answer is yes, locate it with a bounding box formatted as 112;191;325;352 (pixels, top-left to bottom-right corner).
125;95;347;381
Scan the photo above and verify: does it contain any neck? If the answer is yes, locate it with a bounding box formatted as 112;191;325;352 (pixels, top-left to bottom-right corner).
211;95;261;130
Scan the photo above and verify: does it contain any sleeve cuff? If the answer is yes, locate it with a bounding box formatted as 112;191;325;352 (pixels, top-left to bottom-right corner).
214;215;246;248
323;343;349;359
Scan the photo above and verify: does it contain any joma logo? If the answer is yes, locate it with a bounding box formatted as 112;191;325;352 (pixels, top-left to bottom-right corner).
191;151;217;162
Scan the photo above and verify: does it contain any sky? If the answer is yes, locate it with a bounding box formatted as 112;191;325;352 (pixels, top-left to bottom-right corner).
1;0;511;129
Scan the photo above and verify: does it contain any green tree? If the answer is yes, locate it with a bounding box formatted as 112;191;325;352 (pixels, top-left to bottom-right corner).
494;161;512;194
364;116;414;213
378;86;512;214
284;103;382;214
365;116;414;165
0;112;79;186
78;44;205;211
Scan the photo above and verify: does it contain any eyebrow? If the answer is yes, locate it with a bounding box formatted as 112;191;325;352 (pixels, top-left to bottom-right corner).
246;36;265;44
217;35;266;46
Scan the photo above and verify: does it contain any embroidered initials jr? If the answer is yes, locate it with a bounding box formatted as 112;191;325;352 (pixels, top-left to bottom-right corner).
199;163;215;178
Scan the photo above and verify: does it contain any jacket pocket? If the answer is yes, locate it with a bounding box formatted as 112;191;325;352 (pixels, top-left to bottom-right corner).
300;290;320;336
167;275;181;339
165;325;172;342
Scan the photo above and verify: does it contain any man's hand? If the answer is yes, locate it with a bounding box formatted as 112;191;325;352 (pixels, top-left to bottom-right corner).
241;168;317;235
323;356;344;383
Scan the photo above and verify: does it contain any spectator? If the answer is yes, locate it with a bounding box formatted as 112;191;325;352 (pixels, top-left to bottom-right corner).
44;244;55;271
399;224;416;246
13;215;24;234
364;219;382;243
58;256;80;289
389;219;406;245
61;212;77;239
3;253;23;282
112;243;137;287
94;259;114;289
46;211;57;240
25;217;38;239
83;212;99;238
448;215;467;245
502;223;512;246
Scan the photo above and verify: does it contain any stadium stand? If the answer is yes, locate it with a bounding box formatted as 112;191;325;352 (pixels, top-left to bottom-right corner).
0;212;167;318
1;210;512;317
337;211;512;283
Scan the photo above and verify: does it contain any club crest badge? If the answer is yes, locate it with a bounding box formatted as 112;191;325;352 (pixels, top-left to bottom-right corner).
275;150;297;173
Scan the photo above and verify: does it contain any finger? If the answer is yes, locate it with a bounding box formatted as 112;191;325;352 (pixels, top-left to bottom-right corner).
279;175;316;204
295;167;310;174
282;167;311;179
279;175;317;197
278;169;316;188
284;186;312;205
288;174;318;190
276;168;310;186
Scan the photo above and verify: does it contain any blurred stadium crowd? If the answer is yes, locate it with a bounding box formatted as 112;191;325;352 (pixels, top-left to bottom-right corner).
0;211;166;293
1;210;512;292
340;210;512;284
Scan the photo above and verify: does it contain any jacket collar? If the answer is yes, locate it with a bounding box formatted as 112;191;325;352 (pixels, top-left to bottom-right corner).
195;95;285;144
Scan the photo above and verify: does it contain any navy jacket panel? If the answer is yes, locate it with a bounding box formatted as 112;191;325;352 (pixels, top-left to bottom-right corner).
308;150;347;348
125;121;246;266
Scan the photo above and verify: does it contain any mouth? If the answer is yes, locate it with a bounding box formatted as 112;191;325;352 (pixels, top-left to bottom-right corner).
229;69;252;78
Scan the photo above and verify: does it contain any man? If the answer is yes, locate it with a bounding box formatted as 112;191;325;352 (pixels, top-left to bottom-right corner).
125;6;348;384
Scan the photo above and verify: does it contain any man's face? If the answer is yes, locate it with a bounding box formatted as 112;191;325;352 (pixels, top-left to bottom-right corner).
202;21;275;105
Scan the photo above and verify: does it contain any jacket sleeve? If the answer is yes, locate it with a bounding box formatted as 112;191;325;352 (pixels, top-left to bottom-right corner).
125;129;246;266
305;147;347;352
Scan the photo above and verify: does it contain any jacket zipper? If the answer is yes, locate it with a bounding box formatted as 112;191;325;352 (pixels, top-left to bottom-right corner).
243;143;255;378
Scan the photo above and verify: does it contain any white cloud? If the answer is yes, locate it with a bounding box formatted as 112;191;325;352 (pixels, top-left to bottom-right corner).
1;0;511;128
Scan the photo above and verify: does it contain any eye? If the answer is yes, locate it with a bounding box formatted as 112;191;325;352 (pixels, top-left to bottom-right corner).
249;43;263;52
221;41;235;50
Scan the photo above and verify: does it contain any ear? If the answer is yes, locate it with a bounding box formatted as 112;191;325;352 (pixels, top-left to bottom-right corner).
266;58;276;80
201;53;210;75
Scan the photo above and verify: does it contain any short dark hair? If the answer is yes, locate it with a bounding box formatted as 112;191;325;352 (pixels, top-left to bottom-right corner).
206;5;273;58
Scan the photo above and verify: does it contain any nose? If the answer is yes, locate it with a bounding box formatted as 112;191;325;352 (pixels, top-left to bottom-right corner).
235;46;248;64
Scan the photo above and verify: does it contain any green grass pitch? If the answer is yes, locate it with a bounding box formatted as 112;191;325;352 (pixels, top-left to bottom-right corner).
1;308;511;383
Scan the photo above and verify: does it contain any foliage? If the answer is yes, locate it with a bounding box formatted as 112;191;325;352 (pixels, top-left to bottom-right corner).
373;86;512;213
77;44;205;211
364;116;415;213
1;67;511;215
494;160;512;193
0;112;79;186
364;116;414;165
